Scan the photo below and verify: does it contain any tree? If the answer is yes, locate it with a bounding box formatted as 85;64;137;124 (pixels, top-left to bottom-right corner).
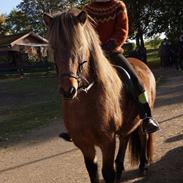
17;0;81;35
123;0;156;47
149;0;183;40
126;0;183;41
0;14;6;34
4;10;29;34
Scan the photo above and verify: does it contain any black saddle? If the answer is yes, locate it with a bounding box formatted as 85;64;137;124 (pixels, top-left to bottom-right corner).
113;65;136;99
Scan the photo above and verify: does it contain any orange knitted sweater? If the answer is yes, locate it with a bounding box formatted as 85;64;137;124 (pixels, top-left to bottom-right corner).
84;0;128;53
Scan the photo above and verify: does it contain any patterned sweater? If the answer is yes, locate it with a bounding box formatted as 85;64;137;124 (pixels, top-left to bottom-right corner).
84;0;128;53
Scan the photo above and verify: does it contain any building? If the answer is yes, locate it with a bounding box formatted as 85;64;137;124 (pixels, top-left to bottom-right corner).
0;32;49;75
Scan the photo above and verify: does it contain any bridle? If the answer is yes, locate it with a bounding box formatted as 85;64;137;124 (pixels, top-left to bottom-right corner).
58;59;95;93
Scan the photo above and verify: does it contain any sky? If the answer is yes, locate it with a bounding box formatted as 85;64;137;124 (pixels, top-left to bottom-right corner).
0;0;22;14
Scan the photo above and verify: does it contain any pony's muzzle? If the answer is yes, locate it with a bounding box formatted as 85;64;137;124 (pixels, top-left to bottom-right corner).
58;73;79;99
59;86;77;99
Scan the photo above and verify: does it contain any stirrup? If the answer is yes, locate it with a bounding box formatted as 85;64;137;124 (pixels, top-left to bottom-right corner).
142;117;160;134
59;132;72;142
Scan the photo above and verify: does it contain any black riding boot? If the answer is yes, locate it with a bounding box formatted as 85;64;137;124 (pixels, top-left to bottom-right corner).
137;92;160;133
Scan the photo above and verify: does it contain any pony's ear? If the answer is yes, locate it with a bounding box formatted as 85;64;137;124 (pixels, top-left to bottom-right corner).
77;11;87;25
43;13;53;26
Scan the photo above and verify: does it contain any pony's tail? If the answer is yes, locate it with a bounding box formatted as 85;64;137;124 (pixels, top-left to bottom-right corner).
129;127;154;165
129;127;141;165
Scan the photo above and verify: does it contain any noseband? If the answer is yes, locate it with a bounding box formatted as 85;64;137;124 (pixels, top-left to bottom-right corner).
58;60;95;93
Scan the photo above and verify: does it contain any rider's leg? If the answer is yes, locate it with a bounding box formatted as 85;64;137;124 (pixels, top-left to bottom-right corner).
109;52;159;134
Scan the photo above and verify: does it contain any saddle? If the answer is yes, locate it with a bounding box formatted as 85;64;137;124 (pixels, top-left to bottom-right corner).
113;64;136;99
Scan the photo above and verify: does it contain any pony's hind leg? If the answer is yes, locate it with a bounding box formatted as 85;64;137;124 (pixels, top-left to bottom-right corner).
81;145;99;183
138;130;148;174
139;131;153;175
100;137;116;183
128;126;150;175
115;135;130;183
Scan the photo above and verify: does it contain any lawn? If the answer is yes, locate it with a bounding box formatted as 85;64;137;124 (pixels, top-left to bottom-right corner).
147;48;160;68
0;72;62;142
146;48;163;85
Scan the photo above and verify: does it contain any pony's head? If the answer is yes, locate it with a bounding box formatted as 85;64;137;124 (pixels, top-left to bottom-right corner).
44;9;98;99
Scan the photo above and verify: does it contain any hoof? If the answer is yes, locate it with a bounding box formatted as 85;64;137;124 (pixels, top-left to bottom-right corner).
115;174;122;183
59;132;72;142
115;166;124;183
139;166;148;176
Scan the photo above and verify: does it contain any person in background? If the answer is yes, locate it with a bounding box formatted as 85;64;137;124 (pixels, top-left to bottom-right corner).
177;34;183;71
59;0;159;141
159;39;168;67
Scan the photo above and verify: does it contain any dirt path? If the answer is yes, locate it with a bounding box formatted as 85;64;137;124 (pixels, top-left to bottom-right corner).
0;68;183;183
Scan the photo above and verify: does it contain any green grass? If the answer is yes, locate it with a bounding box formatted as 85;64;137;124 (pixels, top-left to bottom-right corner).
146;49;165;86
147;48;161;69
0;72;62;142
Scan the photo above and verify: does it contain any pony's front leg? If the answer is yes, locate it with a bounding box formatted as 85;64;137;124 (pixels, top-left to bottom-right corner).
101;137;116;183
81;146;99;183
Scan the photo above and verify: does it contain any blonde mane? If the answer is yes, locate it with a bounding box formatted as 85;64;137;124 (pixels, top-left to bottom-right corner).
48;9;123;121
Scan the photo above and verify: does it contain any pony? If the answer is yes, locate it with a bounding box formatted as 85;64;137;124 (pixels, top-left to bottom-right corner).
43;9;156;183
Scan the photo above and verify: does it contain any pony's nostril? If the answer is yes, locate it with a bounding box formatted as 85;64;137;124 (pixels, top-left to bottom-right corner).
69;87;76;96
59;86;77;99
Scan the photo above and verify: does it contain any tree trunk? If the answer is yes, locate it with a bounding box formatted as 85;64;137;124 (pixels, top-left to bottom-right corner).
135;27;147;63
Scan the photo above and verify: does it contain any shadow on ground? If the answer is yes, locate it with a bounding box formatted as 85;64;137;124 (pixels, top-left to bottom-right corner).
0;119;63;149
155;75;183;108
120;146;183;183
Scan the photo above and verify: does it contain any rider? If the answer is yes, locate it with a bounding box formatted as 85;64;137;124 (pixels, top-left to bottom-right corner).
59;0;159;141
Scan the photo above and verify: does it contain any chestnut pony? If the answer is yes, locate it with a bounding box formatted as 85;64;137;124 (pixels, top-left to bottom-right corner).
44;9;156;183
